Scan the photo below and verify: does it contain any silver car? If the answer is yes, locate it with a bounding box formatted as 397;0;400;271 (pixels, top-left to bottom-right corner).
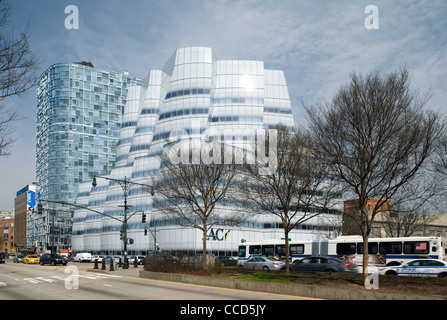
290;256;357;273
243;257;285;271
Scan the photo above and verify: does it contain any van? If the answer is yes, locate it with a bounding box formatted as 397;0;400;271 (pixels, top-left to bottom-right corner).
74;252;92;263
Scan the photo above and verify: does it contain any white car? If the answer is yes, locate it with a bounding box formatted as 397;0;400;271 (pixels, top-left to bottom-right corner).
381;259;447;277
74;252;92;263
92;255;104;262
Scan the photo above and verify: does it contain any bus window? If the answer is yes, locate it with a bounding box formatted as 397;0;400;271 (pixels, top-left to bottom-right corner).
249;245;261;255
357;242;378;254
275;245;286;257
379;242;402;254
238;246;246;258
403;241;429;254
262;245;274;256
336;243;356;255
290;244;304;254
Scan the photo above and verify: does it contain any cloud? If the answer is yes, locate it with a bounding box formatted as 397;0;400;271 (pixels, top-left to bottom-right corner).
1;0;446;210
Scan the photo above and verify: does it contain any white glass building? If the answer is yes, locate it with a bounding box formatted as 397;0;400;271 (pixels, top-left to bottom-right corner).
72;47;342;255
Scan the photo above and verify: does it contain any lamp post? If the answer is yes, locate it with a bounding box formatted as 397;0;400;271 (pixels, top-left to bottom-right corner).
92;175;154;269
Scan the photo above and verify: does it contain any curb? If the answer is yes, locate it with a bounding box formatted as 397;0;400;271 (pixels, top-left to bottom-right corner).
139;270;447;300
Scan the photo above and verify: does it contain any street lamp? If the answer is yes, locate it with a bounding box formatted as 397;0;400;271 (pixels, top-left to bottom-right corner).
92;175;154;269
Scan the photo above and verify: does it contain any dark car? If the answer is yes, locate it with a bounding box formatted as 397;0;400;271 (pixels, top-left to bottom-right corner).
290;256;356;273
40;253;68;266
215;256;238;266
0;253;5;264
13;255;24;263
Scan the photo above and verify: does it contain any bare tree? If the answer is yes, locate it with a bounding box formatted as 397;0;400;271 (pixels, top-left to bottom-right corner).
151;139;244;269
306;69;444;280
378;171;440;237
0;0;39;156
239;125;342;272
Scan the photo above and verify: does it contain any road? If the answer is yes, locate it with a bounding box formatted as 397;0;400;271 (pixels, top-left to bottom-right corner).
0;260;309;301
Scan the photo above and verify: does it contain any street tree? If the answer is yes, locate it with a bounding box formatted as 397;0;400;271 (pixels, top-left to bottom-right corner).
305;68;444;280
239;125;342;273
0;0;39;156
151;139;244;269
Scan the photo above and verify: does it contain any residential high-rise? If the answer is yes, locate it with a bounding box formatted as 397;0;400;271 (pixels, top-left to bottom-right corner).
14;183;36;251
34;62;141;253
72;47;342;256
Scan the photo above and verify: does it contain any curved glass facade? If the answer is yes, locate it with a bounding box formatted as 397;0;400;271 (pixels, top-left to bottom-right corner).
72;47;341;255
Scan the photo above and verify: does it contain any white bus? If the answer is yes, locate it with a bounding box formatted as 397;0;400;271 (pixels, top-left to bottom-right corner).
237;235;447;266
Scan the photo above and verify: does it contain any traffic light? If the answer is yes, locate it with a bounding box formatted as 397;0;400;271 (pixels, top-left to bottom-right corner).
141;212;146;223
144;227;148;236
37;203;43;215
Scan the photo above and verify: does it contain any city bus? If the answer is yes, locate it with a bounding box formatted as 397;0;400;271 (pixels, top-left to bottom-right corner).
237;235;447;266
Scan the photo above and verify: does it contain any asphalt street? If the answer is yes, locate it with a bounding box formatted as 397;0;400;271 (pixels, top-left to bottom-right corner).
0;260;309;301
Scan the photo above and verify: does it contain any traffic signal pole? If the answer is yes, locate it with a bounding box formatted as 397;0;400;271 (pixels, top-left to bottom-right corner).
36;175;154;269
92;175;154;269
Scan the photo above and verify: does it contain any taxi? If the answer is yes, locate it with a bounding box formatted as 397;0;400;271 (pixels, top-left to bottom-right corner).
381;259;447;277
23;254;40;264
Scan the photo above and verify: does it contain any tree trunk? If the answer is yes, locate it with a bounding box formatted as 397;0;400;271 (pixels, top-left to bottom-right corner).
361;207;369;282
362;232;369;282
202;227;207;270
284;230;290;273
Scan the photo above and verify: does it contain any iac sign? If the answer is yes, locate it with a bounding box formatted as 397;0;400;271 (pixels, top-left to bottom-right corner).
206;229;230;241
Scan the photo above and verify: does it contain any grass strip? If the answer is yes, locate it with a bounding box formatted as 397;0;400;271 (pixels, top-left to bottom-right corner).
226;272;293;284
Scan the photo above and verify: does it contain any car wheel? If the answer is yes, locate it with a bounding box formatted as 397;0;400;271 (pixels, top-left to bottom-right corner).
325;269;336;273
386;270;397;276
51;261;56;266
263;266;269;272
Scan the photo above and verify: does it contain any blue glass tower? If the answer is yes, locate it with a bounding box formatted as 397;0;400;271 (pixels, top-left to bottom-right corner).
34;62;141;253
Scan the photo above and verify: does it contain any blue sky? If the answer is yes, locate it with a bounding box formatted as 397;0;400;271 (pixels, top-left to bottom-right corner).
1;0;446;211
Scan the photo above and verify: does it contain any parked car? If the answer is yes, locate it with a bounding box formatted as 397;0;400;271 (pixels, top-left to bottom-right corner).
290;256;357;273
381;259;447;277
243;257;285;271
104;256;122;264
137;256;146;265
0;253;5;264
23;254;40;264
215;256;238;266
13;255;24;263
74;252;92;262
92;255;104;262
40;253;68;266
127;255;145;265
